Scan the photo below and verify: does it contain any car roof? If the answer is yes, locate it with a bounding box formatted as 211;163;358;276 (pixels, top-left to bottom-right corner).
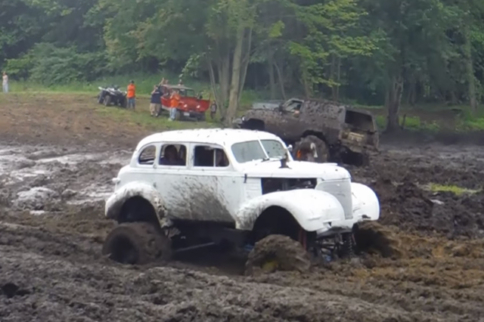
136;128;282;149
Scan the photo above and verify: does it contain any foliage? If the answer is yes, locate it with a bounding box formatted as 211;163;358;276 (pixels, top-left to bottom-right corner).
1;0;484;123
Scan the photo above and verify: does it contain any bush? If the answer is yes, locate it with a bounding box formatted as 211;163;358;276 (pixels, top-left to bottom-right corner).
5;43;110;85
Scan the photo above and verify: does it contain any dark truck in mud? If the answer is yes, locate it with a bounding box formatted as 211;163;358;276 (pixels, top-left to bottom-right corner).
234;98;379;166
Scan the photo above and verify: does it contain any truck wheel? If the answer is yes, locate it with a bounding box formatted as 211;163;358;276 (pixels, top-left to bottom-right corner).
104;95;112;106
102;222;172;265
245;235;311;276
294;135;329;163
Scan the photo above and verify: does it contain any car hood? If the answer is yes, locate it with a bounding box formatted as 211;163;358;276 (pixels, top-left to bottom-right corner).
237;160;351;180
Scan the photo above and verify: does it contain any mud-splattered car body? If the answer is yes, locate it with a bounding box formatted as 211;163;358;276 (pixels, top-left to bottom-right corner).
105;129;379;252
234;98;379;166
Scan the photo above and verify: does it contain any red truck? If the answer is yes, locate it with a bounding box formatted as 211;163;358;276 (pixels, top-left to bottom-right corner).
161;85;210;121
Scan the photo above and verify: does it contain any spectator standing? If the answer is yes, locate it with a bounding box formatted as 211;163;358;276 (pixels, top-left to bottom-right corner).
2;72;8;93
150;85;162;117
169;90;180;121
210;101;217;120
127;80;136;109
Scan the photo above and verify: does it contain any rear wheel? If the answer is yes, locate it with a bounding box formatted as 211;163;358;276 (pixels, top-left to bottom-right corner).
102;222;172;265
294;135;329;162
103;95;112;106
245;234;311;276
120;97;127;108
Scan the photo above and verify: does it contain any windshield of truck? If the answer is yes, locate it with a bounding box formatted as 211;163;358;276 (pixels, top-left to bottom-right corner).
231;140;287;163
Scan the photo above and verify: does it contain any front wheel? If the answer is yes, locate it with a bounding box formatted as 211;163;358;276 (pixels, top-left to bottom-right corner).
102;222;172;265
103;95;112;106
245;234;311;276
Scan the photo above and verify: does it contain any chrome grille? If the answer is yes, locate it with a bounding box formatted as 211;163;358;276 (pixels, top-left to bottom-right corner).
316;179;353;220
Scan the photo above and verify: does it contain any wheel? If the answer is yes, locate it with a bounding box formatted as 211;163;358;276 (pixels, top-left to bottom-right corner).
98;94;104;104
294;135;329;163
199;112;206;121
104;95;112;106
102;222;172;265
120;97;127;108
245;234;311;276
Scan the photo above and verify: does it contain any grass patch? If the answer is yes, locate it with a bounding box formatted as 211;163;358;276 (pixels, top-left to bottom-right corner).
425;183;481;196
375;115;440;132
6;72;270;110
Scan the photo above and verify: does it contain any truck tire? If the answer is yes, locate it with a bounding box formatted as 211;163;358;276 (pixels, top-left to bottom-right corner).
245;235;311;276
102;222;172;265
294;135;329;163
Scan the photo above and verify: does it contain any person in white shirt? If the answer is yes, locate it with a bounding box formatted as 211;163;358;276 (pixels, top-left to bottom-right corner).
2;72;8;93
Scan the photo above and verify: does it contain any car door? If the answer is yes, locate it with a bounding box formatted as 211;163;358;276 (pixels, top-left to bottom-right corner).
180;143;240;224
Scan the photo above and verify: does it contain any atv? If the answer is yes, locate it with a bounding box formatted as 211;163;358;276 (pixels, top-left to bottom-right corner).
98;85;127;108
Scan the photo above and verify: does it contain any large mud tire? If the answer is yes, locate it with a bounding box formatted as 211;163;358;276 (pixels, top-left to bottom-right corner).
245;235;311;276
103;95;112;106
102;222;172;265
294;135;329;163
353;221;403;259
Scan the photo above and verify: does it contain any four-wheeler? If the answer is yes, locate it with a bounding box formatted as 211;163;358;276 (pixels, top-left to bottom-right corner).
233;98;379;166
160;84;210;121
102;128;381;274
97;85;127;108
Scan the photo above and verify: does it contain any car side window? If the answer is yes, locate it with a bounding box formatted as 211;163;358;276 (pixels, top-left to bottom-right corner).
138;145;156;165
193;145;229;167
159;144;187;166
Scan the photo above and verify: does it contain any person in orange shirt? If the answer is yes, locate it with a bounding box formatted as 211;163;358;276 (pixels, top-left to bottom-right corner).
169;89;180;121
127;80;136;109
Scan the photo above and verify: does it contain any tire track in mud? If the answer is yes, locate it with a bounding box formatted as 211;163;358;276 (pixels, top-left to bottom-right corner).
1;220;484;321
0;243;466;322
1;104;484;320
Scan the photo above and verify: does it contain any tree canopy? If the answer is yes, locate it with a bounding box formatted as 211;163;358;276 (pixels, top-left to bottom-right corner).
2;0;484;128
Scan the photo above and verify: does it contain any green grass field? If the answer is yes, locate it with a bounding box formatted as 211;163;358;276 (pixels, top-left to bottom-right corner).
5;72;484;133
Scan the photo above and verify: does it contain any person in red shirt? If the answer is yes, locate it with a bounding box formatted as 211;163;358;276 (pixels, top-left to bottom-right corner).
127;80;136;109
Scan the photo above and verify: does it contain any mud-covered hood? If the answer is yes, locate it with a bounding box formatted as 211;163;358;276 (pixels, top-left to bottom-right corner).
238;160;351;180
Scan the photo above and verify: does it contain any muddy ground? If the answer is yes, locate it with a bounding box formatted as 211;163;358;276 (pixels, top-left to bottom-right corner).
1;94;484;321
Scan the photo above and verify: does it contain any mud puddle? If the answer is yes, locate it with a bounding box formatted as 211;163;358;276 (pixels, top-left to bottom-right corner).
0;145;130;213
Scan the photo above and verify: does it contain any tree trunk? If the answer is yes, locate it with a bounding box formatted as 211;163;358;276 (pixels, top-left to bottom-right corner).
237;27;252;103
385;75;404;133
330;54;336;100
464;23;477;113
335;55;341;101
225;28;245;126
273;60;286;100
268;52;276;100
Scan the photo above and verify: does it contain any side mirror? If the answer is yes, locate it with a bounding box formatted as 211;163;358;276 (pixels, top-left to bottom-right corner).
287;144;293;152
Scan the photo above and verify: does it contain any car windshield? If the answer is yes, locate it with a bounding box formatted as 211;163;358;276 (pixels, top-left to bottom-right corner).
231;140;287;163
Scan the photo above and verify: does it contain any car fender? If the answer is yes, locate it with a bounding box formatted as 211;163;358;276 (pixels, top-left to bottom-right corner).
105;181;166;221
329;182;380;229
234;189;346;232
